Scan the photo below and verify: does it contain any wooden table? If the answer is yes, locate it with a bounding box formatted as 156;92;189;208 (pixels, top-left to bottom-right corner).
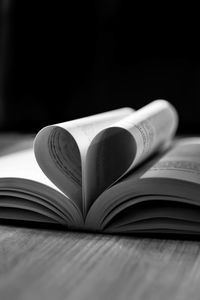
1;134;200;300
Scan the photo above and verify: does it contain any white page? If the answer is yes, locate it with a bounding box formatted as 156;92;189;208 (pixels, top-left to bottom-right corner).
0;149;81;225
142;138;200;185
113;100;178;172
84;100;178;207
34;107;134;214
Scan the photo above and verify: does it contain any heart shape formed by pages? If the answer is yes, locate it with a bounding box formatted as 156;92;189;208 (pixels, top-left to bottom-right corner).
34;125;136;212
34;101;178;214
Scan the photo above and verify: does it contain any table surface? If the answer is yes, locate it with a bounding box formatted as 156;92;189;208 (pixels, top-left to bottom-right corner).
1;134;200;300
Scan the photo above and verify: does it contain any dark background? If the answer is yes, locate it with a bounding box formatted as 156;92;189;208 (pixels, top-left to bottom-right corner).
0;1;199;133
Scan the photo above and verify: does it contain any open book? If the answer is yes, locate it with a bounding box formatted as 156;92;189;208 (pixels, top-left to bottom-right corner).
1;99;200;235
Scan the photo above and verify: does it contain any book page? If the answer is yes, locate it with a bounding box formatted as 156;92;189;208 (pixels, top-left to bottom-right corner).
34;107;134;214
0;148;82;226
84;100;178;209
142;138;200;185
114;100;178;170
85;138;200;231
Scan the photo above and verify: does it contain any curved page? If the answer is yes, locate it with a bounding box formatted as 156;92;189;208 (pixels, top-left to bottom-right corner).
34;107;134;214
0;148;83;227
86;138;200;232
85;100;178;209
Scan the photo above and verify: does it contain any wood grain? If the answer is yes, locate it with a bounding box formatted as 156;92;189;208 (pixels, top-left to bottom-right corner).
1;226;200;300
1;135;200;300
